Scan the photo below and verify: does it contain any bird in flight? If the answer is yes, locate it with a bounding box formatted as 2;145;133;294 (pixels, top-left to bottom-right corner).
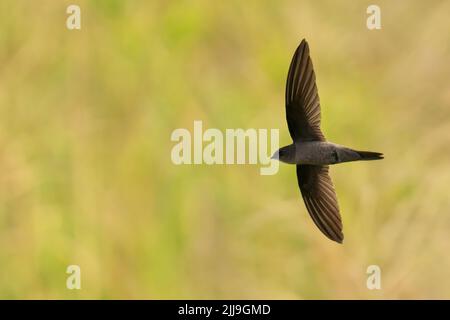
272;39;383;243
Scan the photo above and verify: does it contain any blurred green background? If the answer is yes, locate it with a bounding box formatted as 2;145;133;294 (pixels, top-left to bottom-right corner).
1;0;450;299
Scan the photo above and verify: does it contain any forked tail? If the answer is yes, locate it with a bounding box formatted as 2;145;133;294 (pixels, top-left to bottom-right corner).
354;150;384;161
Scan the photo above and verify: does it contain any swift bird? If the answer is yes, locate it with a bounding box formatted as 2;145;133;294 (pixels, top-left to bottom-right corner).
272;39;383;243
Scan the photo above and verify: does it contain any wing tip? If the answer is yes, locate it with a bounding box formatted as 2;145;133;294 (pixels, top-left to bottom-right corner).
334;234;344;244
325;230;344;244
298;38;309;51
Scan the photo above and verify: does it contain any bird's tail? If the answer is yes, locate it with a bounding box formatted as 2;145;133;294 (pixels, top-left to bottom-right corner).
353;150;384;161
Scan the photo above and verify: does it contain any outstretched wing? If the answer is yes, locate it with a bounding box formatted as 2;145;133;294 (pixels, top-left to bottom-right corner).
285;39;325;142
296;165;343;243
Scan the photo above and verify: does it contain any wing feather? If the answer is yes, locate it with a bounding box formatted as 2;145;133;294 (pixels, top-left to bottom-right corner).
285;39;325;142
296;165;343;243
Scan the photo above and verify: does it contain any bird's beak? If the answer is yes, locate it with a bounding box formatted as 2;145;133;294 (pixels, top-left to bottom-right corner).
271;151;279;160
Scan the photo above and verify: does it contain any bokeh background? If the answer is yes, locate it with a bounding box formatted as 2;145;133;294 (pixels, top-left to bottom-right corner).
1;0;449;299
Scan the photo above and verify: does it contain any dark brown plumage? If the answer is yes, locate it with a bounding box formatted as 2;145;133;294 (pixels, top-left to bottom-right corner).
285;39;325;142
274;39;383;243
296;165;343;243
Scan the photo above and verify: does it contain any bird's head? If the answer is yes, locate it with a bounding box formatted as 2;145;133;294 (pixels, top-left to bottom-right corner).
271;145;296;164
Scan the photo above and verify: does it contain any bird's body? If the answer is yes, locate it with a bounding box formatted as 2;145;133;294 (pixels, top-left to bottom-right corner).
273;39;383;243
295;141;338;165
275;141;383;165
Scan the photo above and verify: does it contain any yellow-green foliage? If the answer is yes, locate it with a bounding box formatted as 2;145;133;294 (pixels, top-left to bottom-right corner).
0;0;449;299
